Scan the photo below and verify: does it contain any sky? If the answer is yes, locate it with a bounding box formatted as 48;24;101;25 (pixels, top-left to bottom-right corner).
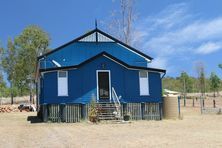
0;0;222;78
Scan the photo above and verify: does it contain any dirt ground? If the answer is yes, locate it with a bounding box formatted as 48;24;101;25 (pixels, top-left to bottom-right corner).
0;107;222;148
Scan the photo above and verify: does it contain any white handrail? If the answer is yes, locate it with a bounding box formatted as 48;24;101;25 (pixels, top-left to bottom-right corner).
112;87;120;106
112;87;121;118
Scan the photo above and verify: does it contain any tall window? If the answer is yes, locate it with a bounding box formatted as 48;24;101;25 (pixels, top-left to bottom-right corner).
58;71;68;96
139;71;149;96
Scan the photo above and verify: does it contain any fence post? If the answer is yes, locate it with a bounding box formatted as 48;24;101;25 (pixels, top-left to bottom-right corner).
60;103;66;122
159;102;163;120
37;105;43;119
200;96;203;114
213;100;216;108
203;99;205;108
178;96;181;117
123;103;127;115
141;103;145;120
42;103;48;122
81;104;87;120
192;98;195;107
184;95;186;107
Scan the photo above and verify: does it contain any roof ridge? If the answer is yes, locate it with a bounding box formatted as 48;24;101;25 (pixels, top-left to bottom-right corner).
37;28;153;61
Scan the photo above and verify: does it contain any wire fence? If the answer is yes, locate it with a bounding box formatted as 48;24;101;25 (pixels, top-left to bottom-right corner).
179;95;222;114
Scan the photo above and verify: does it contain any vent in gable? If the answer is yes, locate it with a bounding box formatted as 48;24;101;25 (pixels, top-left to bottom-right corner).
79;32;114;42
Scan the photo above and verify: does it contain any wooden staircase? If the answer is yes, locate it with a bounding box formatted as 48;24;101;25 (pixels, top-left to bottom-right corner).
96;87;123;122
97;103;122;121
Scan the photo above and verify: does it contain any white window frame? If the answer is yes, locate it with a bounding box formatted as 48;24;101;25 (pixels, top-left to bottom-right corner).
57;71;68;96
96;70;111;101
139;71;149;96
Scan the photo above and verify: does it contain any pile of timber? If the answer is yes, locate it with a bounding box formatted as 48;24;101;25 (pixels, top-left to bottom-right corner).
0;105;19;113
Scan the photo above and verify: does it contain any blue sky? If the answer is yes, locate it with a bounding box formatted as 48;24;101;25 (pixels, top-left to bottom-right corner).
0;0;222;78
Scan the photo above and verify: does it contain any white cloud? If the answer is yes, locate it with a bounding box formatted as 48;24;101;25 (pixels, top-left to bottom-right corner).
134;3;222;71
149;57;168;69
146;3;190;29
195;42;222;54
145;17;222;56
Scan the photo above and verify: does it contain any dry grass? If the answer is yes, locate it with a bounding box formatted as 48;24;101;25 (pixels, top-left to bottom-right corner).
0;106;222;148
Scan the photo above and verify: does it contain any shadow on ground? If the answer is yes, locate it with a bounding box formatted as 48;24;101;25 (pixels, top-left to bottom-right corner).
27;116;43;123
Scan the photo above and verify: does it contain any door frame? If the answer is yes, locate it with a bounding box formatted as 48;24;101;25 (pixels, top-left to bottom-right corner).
96;70;111;101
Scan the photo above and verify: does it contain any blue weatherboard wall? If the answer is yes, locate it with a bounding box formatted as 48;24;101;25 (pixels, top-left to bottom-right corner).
40;55;162;104
40;42;148;69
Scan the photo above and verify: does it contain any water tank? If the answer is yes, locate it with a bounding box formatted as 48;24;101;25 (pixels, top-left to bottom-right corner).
163;95;179;119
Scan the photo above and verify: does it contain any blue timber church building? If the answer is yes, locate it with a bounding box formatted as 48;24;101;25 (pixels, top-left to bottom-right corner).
36;28;166;122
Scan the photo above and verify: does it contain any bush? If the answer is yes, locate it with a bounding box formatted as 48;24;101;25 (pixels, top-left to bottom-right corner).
88;95;98;123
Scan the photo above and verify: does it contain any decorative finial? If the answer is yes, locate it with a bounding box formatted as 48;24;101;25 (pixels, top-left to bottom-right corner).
95;19;98;29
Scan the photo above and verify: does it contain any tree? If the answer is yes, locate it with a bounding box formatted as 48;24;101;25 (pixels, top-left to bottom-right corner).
179;71;194;96
209;72;221;97
162;76;181;92
195;62;206;96
0;73;6;97
108;0;135;45
1;38;17;104
219;64;222;69
14;25;50;103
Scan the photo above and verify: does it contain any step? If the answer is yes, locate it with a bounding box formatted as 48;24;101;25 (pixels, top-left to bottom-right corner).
96;102;115;105
97;111;117;114
98;117;117;120
98;113;115;116
98;117;123;120
97;105;117;108
98;112;115;115
100;120;124;124
95;103;122;121
97;108;117;111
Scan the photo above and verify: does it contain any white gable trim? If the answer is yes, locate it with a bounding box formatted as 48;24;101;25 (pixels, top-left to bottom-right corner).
78;31;151;62
79;32;115;42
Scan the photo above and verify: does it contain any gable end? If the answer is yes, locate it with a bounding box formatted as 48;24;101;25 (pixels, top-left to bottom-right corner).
37;29;153;61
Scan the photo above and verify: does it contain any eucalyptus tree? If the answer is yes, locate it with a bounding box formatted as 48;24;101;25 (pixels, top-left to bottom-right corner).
1;38;17;104
108;0;136;45
195;62;206;96
14;25;50;103
209;72;221;97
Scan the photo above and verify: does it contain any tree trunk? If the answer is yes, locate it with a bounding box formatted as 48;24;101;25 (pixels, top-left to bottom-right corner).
10;82;13;105
29;82;32;104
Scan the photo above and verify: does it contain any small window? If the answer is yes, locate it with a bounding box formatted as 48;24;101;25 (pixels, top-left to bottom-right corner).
139;71;147;78
58;71;68;96
139;71;149;96
58;71;67;77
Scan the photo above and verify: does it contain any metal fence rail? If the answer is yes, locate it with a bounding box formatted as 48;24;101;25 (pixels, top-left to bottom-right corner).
126;103;142;120
143;103;160;120
48;104;60;122
47;104;81;123
66;104;81;123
